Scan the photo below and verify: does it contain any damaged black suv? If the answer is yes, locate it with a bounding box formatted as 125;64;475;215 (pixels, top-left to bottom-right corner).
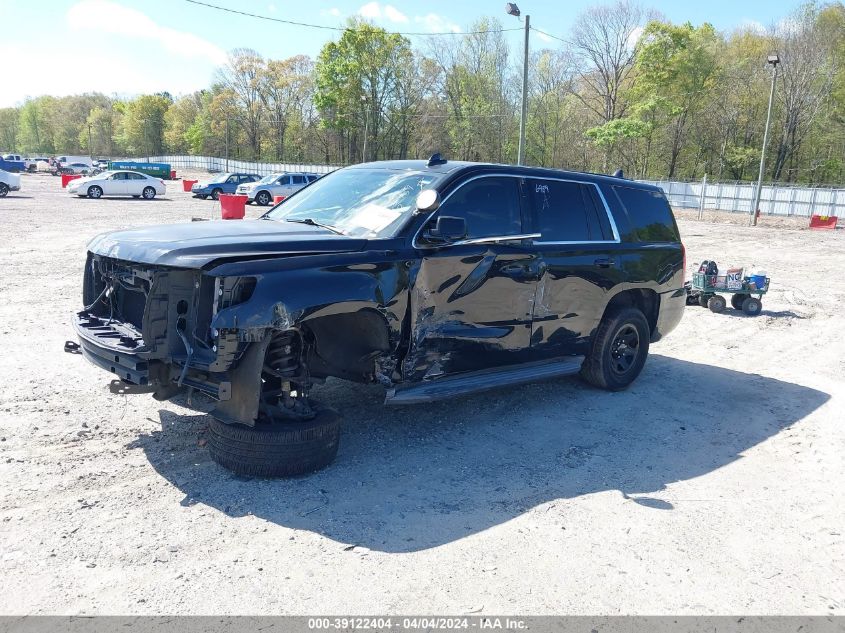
73;157;685;476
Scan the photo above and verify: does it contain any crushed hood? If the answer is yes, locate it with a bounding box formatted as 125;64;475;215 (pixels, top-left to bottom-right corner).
88;219;368;268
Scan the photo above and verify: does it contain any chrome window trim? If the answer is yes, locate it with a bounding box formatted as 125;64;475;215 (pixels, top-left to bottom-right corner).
453;233;541;246
411;173;620;249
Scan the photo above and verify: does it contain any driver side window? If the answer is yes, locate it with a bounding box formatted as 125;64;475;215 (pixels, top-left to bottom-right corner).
226;175;238;184
436;177;522;239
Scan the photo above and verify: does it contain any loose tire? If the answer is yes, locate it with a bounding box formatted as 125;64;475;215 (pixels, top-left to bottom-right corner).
87;185;103;199
207;406;341;477
211;188;222;200
142;186;156;200
708;295;726;313
580;307;650;391
731;294;749;310
742;296;763;316
255;190;271;206
0;183;8;197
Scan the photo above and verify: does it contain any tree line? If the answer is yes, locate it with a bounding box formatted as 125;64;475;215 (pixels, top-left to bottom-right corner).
1;0;843;184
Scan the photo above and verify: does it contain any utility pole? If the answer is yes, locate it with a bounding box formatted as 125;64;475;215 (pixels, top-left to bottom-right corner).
87;123;93;161
225;117;230;172
506;3;529;166
361;95;369;163
750;54;780;226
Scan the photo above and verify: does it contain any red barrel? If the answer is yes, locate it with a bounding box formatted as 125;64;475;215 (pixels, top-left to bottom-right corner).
220;194;248;220
61;174;82;188
170;170;177;180
182;179;197;192
273;195;286;204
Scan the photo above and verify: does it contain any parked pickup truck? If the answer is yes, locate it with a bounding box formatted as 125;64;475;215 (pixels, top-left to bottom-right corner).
71;157;686;477
0;155;26;173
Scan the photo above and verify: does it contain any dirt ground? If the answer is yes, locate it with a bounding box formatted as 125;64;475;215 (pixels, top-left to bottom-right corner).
0;171;843;615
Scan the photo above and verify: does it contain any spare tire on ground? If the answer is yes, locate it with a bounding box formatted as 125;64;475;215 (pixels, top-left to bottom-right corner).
208;406;340;477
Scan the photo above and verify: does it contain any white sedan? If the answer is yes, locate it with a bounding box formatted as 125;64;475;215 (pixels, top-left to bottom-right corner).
68;170;166;199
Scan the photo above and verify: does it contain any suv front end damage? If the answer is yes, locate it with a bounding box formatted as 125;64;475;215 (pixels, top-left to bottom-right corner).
74;252;256;404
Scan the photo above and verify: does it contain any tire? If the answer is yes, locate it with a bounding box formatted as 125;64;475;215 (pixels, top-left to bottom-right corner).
731;294;749;310
207;406;341;477
211;188;222;200
708;295;726;313
698;293;710;308
580;307;650;391
142;186;156;200
87;185;103;199
255;190;272;206
0;183;8;197
742;296;763;316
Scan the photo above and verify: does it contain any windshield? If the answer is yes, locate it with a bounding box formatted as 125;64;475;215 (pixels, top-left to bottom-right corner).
264;168;439;238
208;173;230;183
257;174;279;184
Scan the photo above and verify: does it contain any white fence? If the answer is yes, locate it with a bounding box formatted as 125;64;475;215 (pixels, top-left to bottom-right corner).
147;155;339;176
641;179;845;218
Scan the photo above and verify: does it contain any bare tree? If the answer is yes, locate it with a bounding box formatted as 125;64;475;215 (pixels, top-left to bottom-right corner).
771;5;837;181
215;48;266;160
569;0;648;125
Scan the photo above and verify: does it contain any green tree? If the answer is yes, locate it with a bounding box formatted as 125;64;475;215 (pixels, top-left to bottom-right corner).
315;18;415;163
120;94;172;157
634;20;722;177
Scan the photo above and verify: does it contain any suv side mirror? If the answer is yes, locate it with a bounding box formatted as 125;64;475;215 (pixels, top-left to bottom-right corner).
423;216;467;244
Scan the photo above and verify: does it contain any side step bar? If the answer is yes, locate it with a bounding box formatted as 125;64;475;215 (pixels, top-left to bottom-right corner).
385;356;585;405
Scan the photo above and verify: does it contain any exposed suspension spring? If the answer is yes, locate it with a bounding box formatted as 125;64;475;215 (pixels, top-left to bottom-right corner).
266;330;302;379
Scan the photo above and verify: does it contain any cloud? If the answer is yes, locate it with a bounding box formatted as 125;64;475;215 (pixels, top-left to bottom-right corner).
358;2;409;24
626;25;644;49
359;1;381;19
535;30;553;44
66;0;227;66
267;3;277;13
321;7;342;17
414;13;461;33
384;5;408;23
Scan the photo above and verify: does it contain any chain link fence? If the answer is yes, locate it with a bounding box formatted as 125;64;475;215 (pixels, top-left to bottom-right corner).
640;179;845;218
147;155;339;176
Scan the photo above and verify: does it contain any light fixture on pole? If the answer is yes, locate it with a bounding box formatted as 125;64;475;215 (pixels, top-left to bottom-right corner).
750;53;780;226
506;3;529;166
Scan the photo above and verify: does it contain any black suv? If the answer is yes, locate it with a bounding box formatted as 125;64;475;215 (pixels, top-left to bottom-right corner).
72;158;685;476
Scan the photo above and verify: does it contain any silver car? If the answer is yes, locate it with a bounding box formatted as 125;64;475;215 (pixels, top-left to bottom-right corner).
237;172;321;206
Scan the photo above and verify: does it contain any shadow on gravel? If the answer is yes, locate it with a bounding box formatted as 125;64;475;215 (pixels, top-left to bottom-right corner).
130;354;829;553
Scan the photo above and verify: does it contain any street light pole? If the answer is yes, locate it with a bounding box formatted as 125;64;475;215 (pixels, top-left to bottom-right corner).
87;123;93;161
750;54;780;226
506;3;529;166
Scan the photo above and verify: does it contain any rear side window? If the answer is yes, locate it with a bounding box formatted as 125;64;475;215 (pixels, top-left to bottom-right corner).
438;177;522;239
291;174;306;185
529;179;611;242
612;186;680;242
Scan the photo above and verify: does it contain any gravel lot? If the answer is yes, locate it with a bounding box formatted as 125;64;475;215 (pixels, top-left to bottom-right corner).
0;171;843;615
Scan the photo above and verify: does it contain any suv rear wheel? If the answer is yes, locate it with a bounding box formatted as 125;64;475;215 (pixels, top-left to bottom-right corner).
580;307;650;391
255;190;271;206
207;406;341;477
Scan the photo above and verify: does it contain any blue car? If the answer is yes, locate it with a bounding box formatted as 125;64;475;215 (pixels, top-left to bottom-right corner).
191;173;260;200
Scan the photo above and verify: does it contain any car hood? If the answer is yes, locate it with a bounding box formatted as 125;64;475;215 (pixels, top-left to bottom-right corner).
68;176;92;186
87;219;368;268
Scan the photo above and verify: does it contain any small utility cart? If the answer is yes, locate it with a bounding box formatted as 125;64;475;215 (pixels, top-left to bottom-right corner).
685;264;770;316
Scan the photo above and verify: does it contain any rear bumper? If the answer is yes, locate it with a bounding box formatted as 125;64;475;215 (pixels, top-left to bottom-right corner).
652;288;686;342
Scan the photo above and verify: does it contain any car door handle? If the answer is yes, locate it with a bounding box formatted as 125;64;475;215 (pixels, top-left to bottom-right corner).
594;258;615;268
501;261;545;280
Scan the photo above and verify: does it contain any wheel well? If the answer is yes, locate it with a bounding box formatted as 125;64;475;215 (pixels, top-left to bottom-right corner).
601;289;659;334
303;309;391;382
